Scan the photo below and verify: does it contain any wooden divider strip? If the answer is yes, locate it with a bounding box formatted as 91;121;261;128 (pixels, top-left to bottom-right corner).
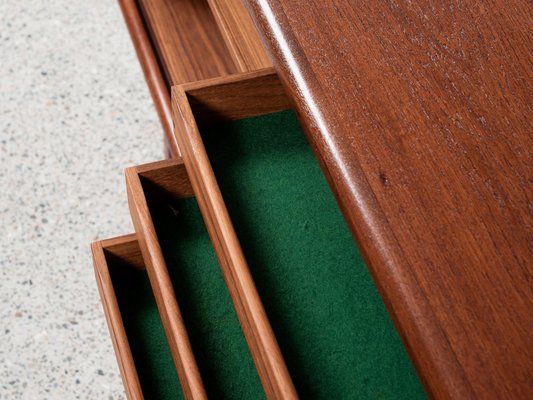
207;0;272;71
174;133;276;399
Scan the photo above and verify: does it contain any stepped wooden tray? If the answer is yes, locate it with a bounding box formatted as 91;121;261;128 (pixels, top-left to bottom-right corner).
126;159;270;399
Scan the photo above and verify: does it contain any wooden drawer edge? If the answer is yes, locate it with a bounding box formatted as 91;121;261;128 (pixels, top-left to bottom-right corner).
118;0;177;157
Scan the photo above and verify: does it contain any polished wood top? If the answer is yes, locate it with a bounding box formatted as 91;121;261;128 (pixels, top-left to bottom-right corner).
246;1;533;398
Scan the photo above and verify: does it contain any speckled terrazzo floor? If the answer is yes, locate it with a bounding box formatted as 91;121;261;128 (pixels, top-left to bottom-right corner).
0;1;162;398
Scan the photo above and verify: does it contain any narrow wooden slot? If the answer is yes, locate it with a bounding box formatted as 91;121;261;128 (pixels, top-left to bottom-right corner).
137;0;238;86
206;0;272;71
172;69;297;400
126;159;266;399
172;70;427;399
92;234;183;400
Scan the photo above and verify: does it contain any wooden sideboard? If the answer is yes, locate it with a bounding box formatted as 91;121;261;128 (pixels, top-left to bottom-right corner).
92;0;533;398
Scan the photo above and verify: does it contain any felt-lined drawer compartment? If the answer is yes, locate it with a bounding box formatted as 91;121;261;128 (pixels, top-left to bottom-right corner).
173;70;427;399
126;159;265;399
91;235;182;399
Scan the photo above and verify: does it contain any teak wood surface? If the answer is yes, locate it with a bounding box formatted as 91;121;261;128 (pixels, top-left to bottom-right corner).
172;69;297;400
91;234;145;400
207;0;272;71
126;159;207;400
245;1;533;398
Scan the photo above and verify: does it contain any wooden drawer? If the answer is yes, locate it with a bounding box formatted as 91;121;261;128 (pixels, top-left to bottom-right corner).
91;235;183;399
125;159;268;399
117;0;270;157
172;69;427;399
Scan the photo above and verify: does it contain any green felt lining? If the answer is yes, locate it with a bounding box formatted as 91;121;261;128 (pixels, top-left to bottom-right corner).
201;110;427;399
146;187;265;400
111;263;183;400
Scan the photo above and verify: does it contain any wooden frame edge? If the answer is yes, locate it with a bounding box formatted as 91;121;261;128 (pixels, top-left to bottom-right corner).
91;236;144;400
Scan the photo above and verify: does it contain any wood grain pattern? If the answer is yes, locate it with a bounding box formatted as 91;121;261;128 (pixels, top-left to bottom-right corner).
126;159;207;400
91;235;144;400
207;0;272;71
117;0;178;157
135;158;195;199
181;67;290;125
172;74;298;400
246;1;533;398
138;0;237;86
100;233;146;271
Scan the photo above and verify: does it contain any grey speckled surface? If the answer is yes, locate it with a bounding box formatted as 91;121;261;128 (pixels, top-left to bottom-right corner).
0;1;163;398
